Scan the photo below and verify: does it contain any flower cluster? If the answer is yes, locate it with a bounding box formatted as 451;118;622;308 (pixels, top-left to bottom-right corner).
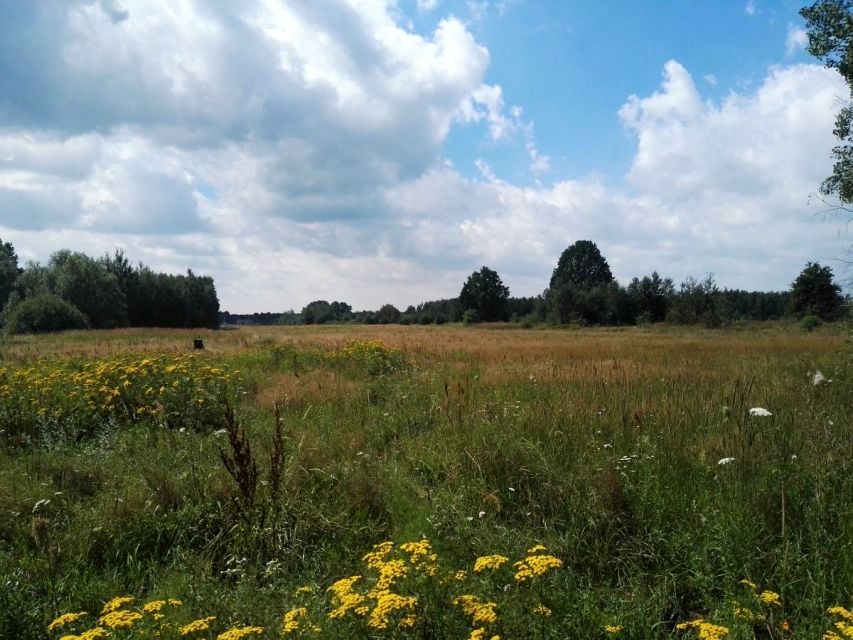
512;546;563;582
0;354;241;443
334;340;404;376
676;618;730;639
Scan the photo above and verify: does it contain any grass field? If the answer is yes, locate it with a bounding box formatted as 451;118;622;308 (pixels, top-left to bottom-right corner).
0;323;850;639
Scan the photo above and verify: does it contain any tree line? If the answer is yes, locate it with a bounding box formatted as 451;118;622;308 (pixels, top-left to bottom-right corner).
221;240;846;328
0;240;219;334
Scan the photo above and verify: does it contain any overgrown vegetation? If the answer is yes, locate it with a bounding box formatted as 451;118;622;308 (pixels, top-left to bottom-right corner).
0;324;849;638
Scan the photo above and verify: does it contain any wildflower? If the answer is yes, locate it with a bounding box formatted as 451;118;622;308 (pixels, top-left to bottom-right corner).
101;596;134;614
454;570;468;581
216;626;265;640
376;559;408;589
48;612;89;631
532;604;552;616
739;579;757;589
473;555;509;573
829;607;853;622
749;407;772;417
99;610;143;629
362;542;394;568
78;628;111;639
758;590;782;607
676;618;730;639
527;544;548;554
513;553;563;582
734;607;759;622
717;457;735;465
366;591;417;630
293;585;316;597
454;595;498;625
282;607;307;634
604;624;623;634
180;616;216;635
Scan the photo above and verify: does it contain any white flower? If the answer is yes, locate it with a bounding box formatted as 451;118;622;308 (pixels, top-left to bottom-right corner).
749;407;772;417
602;443;612;449
478;511;486;518
717;457;735;465
810;370;830;385
213;429;227;436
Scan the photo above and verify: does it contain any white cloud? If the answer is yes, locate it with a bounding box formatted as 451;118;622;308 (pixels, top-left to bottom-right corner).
745;1;757;17
786;24;808;56
417;0;438;12
0;3;848;312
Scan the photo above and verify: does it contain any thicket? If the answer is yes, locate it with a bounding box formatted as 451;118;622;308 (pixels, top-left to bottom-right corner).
0;242;220;334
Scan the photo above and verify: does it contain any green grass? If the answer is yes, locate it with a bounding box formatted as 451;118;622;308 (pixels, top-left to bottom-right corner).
0;325;850;639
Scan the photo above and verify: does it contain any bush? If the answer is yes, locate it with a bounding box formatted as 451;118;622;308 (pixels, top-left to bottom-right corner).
800;314;823;332
4;293;89;334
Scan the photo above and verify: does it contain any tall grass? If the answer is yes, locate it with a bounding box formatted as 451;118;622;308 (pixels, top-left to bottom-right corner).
0;324;849;638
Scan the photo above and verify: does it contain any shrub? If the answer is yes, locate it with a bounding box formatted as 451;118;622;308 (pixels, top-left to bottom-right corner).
4;293;89;334
800;314;823;332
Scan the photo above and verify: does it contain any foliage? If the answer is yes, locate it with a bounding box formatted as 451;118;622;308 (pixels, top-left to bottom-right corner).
459;266;510;322
788;261;846;320
801;0;853;202
3;293;89;335
2;323;850;639
0;353;241;445
50;250;128;329
627;272;675;323
302;300;352;324
374;304;402;325
667;274;723;327
549;240;614;292
0;237;20;313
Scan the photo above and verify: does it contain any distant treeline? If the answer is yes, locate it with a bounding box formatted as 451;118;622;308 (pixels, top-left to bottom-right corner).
0;241;219;334
222;241;847;329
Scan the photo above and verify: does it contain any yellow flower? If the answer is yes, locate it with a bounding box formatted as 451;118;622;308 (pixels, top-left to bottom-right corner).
759;591;782;607
453;595;498;625
282;608;307;634
101;596;134;614
739;579;757;589
180;616;216;635
48;612;88;632
216;626;265;640
365;591;417;630
604;625;623;634
829;608;853;622
99;610;143;629
513;554;563;582
527;544;548;554
362;542;394;568
79;628;111;639
473;555;509;573
533;604;552;616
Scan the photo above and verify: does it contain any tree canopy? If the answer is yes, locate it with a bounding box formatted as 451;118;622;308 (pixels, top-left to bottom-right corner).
801;0;853;201
550;240;613;292
459;266;510;322
789;261;845;320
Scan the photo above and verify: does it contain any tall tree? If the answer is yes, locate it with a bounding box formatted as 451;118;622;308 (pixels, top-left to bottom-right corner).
549;240;613;292
459;266;510;322
789;261;845;320
0;238;21;312
801;1;853;201
49;251;128;329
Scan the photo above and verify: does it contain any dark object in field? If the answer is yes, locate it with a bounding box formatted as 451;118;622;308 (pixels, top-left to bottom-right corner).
193;338;204;349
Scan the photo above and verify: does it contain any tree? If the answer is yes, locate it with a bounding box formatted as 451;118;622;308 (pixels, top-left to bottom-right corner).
375;303;401;324
667;274;723;327
549;240;613;292
627;271;675;323
801;1;853;202
0;238;21;313
789;261;845;320
49;251;128;329
459;266;510;322
4;293;89;334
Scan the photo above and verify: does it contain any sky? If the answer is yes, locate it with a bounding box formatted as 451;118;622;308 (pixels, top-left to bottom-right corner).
0;0;850;313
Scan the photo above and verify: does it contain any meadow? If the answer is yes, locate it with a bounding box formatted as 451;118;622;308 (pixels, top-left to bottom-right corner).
0;323;850;639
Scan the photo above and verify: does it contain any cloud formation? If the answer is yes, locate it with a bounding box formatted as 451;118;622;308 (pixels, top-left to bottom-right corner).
0;2;848;312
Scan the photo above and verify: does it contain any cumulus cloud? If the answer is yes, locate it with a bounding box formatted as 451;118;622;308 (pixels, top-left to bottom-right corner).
0;2;848;312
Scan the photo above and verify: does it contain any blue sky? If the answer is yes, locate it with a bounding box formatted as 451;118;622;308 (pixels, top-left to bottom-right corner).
0;0;848;312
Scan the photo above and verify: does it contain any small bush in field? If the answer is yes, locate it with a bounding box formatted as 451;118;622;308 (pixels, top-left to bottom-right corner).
4;293;89;335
